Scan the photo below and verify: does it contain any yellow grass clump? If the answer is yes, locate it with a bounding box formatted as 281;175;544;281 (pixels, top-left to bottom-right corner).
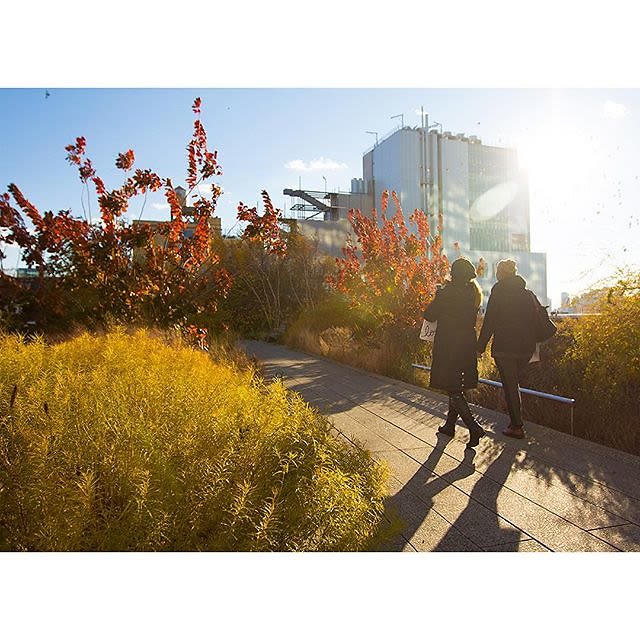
0;329;388;551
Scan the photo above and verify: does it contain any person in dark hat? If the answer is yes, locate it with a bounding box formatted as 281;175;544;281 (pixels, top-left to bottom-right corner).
477;258;539;439
423;257;486;448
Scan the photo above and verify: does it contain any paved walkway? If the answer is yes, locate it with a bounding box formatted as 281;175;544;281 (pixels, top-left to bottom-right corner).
242;340;640;552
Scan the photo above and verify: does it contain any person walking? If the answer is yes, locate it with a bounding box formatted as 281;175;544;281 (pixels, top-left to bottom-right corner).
477;259;539;439
423;257;486;448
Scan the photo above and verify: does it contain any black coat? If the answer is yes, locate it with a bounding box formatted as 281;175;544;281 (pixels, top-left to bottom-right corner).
477;274;538;358
423;281;479;392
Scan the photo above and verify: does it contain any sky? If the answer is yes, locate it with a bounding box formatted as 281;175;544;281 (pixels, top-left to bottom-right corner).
2;87;640;307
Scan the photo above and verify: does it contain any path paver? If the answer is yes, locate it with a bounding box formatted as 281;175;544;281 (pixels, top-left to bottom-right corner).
242;340;640;552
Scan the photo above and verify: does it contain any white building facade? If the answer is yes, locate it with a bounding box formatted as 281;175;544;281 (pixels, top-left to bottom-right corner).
361;127;548;305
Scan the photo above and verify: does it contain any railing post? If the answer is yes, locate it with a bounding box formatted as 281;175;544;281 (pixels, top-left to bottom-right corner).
570;405;574;437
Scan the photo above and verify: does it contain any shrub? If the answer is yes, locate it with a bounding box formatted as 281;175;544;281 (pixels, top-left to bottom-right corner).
559;271;640;452
287;293;378;340
0;330;388;551
566;272;640;398
0;99;288;334
326;190;449;329
216;228;333;337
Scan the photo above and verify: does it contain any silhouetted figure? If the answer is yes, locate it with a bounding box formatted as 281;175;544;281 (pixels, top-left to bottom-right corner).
477;259;539;439
423;257;486;448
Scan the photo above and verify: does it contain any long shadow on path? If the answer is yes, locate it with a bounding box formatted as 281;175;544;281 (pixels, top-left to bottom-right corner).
242;340;640;550
383;435;478;551
383;436;526;551
433;444;526;551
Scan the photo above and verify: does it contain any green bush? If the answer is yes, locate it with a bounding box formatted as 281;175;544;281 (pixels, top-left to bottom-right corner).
558;272;640;452
0;329;388;551
215;232;334;338
285;292;429;381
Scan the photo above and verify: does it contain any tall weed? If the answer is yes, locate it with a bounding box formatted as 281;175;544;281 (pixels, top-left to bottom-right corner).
0;329;388;551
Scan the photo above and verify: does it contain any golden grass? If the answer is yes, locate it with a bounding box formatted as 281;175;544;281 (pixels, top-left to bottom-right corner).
0;329;389;551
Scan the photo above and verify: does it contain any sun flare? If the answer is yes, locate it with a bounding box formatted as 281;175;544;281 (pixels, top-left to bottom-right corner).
517;128;598;200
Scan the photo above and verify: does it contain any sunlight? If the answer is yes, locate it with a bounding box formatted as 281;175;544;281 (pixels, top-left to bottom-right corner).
517;127;598;198
469;180;519;221
516;128;598;198
517;126;602;304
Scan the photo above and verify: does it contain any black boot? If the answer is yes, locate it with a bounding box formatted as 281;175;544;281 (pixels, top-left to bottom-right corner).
438;398;458;437
450;393;486;448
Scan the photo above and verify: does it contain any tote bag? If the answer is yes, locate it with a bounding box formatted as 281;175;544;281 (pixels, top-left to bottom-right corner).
419;319;437;342
529;291;557;342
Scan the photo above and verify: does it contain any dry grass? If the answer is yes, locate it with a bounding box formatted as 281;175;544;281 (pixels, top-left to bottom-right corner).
0;329;389;551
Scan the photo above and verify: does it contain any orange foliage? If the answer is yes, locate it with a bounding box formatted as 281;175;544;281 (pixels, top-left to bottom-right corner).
327;190;449;327
237;191;287;256
0;98;283;331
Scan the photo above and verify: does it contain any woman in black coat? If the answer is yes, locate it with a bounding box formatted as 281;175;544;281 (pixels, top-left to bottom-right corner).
423;257;486;448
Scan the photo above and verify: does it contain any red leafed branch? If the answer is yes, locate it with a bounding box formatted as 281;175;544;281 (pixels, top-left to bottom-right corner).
0;192;37;260
237;190;287;256
65;136;98;185
115;149;135;171
186;96;222;190
327;189;449;327
1;97;232;330
7;183;42;228
164;180;185;245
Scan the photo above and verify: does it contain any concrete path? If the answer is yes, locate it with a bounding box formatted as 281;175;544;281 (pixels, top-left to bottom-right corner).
242;340;640;552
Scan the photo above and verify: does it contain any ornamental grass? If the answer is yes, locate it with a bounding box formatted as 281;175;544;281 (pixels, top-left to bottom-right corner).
0;329;388;551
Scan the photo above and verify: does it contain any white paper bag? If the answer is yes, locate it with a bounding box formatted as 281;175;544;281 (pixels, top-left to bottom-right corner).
528;343;541;363
419;319;437;342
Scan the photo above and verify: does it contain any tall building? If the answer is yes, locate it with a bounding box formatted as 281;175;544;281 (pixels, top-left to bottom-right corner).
364;126;547;304
286;123;548;305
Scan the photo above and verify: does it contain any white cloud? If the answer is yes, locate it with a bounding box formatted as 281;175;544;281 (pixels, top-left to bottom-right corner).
284;160;307;171
151;202;169;211
193;183;215;195
603;100;629;119
284;157;348;172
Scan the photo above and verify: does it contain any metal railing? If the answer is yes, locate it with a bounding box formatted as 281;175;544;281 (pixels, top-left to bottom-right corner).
411;363;576;435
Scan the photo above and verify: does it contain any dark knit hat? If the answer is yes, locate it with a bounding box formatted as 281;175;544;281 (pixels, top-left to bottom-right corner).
450;257;477;282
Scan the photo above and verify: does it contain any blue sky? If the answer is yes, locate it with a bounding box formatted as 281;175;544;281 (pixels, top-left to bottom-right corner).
2;87;639;307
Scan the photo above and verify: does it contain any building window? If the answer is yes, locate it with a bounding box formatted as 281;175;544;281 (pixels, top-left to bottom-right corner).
470;214;510;252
